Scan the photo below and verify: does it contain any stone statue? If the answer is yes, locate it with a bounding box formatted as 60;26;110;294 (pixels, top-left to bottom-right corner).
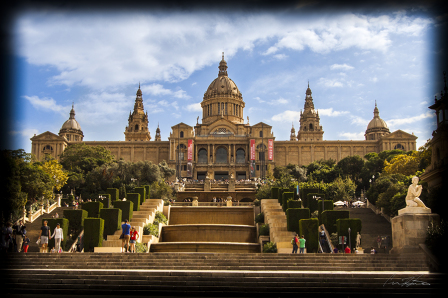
405;176;429;209
230;173;234;179
197;116;199;124
356;232;361;248
247;116;249;124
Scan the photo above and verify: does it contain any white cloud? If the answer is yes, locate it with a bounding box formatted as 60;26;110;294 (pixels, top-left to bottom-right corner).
318;108;349;116
185;102;202;112
10;128;40;138
270;98;289;105
271;110;301;122
142;84;190;99
370;77;378;82
350;115;370;126
318;78;343;87
387;111;434;127
339;131;365;140
273;54;288;60
76;92;130;124
330;63;354;70
23;95;68;115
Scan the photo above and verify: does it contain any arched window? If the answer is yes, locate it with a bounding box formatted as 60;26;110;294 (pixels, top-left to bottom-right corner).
180;131;184;138
135;124;139;131
236;148;245;163
215;147;228;164
309;123;314;131
198;148;207;163
394;144;405;150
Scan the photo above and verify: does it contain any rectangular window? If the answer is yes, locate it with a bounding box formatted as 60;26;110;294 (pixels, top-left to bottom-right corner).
225;103;227;115
256;165;260;171
218;103;220;115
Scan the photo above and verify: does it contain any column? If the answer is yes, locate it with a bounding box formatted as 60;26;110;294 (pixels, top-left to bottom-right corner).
298;146;302;166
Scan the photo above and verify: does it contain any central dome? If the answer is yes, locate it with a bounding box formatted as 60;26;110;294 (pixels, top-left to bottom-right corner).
200;53;245;125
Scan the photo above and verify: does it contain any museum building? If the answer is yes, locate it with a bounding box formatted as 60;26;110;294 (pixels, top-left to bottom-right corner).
31;54;417;180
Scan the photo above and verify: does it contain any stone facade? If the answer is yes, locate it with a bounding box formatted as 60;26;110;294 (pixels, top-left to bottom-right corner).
31;54;417;180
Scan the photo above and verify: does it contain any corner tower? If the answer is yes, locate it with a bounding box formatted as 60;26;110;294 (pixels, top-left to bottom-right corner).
200;53;245;125
297;83;324;141
125;84;151;141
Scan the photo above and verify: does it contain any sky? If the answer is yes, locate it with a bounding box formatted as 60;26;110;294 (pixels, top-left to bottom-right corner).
5;3;446;154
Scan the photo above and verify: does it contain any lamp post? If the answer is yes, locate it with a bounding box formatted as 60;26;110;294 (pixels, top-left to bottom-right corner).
348;227;351;252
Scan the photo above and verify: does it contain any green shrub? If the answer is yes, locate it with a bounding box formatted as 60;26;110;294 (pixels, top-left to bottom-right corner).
255;212;264;224
271;187;279;201
135;187;146;204
143;185;151;200
99;208;122;239
154;211;167;226
81;201;103;218
318;200;334;224
263;241;277;253
299;218;319;253
112;200;133;221
63;209;88;236
143;223;159;237
321;210;350;235
83;218;104;252
135;242;148;253
259;223;270;236
106;188;119;201
253;199;260;206
282;192;294;212
336;218;362;249
306;193;326;213
98;194;111;208
41;218;69;251
287;208;310;234
127;193;140;211
300;188;319;207
288;200;302;209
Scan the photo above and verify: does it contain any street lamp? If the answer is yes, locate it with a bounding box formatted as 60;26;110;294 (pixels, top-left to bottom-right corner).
348;227;351;252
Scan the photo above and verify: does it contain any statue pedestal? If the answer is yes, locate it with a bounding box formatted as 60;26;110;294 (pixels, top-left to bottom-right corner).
228;179;235;192
390;208;439;254
204;178;211;191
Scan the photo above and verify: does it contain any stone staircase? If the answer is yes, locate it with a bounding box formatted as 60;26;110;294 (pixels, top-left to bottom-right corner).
100;199;163;251
261;199;295;253
2;252;443;296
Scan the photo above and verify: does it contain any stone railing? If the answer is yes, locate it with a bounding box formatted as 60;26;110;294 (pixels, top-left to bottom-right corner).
25;195;62;223
68;229;84;253
366;199;391;223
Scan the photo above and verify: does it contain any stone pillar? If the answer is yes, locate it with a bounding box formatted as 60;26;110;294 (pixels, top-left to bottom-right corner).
226;196;233;207
192;196;199;206
229;178;235;192
204;178;211;191
390;207;439;254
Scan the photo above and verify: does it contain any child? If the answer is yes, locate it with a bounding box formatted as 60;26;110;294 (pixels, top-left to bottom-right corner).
22;235;30;253
50;247;56;253
129;226;139;253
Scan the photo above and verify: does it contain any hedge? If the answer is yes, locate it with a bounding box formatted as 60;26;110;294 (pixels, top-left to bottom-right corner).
299;218;319;253
306;193;326;213
287;208;310;234
271;187;279;201
300;188;319;207
135;187;146;204
321;210;350;235
99;208;122;239
81;201;103;218
113;200;134;222
143;185;151;200
336;218;362;250
282;192;294;212
83;218;104;252
63;209;88;234
41;218;69;251
287;200;302;209
98;194;111;208
318;200;334;224
127;193;140;211
107;188;119;201
278;188;289;205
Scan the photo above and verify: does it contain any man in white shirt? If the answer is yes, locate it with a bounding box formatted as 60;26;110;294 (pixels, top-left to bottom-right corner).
51;223;64;252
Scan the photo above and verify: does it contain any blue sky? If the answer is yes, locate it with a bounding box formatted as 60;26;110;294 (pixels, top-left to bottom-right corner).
9;7;440;153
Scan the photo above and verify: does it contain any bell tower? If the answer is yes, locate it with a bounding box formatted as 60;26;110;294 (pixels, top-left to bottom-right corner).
124;83;151;141
297;83;324;141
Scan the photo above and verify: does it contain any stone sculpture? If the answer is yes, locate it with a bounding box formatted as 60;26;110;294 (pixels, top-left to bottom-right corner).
405;176;429;209
356;232;361;248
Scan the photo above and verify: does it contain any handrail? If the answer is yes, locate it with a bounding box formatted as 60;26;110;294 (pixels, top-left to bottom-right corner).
68;229;84;253
320;224;334;253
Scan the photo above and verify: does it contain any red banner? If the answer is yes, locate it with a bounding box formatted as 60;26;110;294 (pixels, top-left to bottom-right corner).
187;139;193;161
268;139;273;160
250;139;255;160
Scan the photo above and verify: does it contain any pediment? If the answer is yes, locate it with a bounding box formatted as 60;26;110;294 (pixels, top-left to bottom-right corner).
207;118;238;135
30;131;66;142
251;122;272;128
171;122;193;129
382;130;417;140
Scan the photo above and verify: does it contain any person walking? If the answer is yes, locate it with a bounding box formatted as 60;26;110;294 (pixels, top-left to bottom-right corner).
13;220;24;252
376;236;382;249
291;234;299;254
299;235;306;254
129;226;139;253
39;221;51;253
51;223;64;252
121;219;131;253
1;222;13;253
22;234;30;253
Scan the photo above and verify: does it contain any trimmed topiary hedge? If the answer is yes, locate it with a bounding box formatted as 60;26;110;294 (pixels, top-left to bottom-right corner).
113;200;134;222
321;210;350;235
41;218;69;251
318;200;334;224
82;201;103;218
300;188;319;207
106;188;119;201
271;187;279;201
282;192;294;212
287;208;310;234
306;193;326;213
99;208;122;239
288;200;302;209
127;193;140;211
143;185;151;200
98;194;111;208
299;218;319;253
135;187;146;204
63;209;88;234
336;218;362;250
83;218;104;252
